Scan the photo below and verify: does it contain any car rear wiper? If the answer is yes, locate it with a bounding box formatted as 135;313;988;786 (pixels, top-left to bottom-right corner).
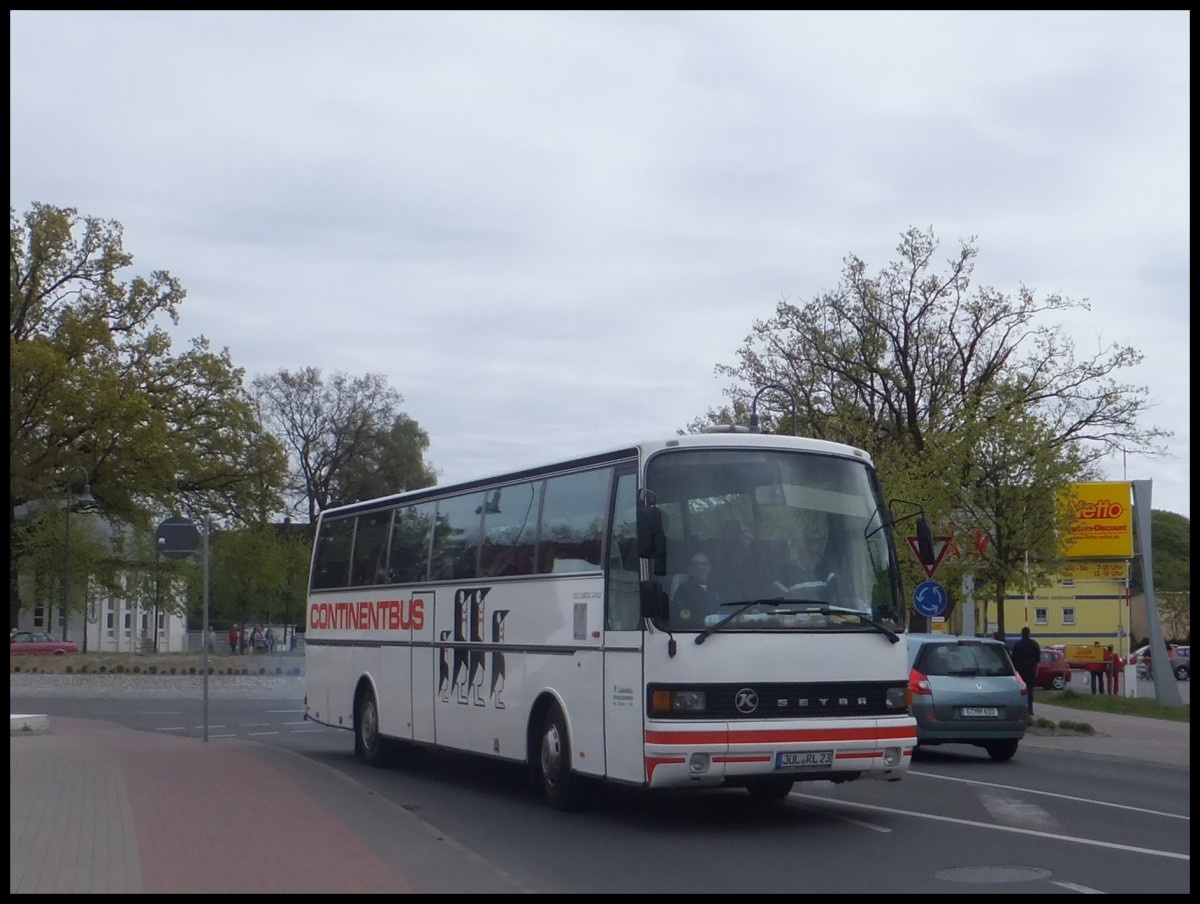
695;598;783;645
793;603;900;644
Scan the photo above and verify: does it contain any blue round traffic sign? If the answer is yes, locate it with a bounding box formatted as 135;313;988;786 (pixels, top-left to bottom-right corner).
913;580;948;617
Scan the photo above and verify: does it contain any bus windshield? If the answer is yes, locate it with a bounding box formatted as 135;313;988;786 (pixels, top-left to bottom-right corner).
645;447;904;634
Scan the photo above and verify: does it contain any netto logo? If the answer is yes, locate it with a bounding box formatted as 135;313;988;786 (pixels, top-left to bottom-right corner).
734;688;759;714
1070;498;1125;520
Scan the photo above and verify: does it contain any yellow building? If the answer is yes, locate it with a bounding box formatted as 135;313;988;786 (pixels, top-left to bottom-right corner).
996;560;1132;652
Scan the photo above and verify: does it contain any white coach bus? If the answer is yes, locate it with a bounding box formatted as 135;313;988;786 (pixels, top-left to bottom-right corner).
303;429;933;809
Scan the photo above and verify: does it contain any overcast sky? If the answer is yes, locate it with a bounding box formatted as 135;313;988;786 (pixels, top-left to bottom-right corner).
10;11;1190;519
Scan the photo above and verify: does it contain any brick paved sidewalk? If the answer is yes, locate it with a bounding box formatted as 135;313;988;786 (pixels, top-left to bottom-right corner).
10;717;530;894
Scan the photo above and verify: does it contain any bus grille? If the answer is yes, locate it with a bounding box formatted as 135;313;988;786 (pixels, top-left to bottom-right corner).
648;681;903;719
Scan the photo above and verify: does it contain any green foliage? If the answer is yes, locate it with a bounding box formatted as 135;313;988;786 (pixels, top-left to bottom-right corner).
10;202;289;627
1043;688;1189;723
201;524;311;629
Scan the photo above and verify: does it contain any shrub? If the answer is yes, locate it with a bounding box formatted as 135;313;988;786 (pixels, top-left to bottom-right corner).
148;665;158;674
65;665;74;674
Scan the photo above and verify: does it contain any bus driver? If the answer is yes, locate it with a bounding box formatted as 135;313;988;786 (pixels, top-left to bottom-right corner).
672;552;720;622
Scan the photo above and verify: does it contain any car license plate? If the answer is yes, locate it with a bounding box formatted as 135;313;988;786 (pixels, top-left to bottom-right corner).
775;750;833;769
960;706;999;717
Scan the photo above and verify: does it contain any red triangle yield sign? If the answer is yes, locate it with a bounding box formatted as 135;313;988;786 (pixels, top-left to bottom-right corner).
906;535;952;579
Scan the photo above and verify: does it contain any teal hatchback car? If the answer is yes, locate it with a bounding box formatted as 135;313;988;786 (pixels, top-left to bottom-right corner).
906;634;1029;761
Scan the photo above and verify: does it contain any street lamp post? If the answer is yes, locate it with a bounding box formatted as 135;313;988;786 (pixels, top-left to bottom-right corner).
62;466;95;644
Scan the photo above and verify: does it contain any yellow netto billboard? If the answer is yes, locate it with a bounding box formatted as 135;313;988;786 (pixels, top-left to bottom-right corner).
1059;481;1133;559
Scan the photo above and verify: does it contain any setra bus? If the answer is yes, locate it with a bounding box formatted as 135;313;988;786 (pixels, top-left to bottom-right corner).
303;428;933;808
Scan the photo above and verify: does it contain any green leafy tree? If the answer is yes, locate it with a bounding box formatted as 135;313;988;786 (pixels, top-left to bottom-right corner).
252;367;437;523
10;202;289;628
1132;510;1190;643
696;227;1170;634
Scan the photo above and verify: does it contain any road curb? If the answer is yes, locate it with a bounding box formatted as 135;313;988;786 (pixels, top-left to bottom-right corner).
10;713;50;734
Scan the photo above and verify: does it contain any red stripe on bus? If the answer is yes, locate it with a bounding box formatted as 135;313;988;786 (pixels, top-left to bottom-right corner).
645;725;916;746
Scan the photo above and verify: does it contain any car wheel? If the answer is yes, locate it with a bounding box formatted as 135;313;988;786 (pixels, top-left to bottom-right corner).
746;777;795;803
537;704;585;811
1174;665;1189;681
1051;675;1066;690
985;739;1019;762
355;687;392;767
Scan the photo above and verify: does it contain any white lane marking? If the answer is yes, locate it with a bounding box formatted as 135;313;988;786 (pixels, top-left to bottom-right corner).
795;801;891;833
248;731;281;736
908;769;1189;822
1051;880;1105;893
790;792;1189;861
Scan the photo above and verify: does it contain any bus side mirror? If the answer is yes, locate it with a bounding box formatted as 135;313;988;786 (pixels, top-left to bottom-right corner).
640;580;669;620
636;501;667;576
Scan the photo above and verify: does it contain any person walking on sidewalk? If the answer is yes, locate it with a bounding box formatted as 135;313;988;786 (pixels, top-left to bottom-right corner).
1010;627;1041;715
1087;642;1107;694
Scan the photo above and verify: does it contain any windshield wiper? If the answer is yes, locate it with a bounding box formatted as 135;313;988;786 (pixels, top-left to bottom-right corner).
694;598;782;645
794;603;900;644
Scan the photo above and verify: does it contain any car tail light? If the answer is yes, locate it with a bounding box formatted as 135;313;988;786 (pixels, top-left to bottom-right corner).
1014;673;1028;697
908;667;932;697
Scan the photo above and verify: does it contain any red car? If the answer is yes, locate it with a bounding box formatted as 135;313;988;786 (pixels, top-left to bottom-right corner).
10;630;79;655
1035;648;1071;690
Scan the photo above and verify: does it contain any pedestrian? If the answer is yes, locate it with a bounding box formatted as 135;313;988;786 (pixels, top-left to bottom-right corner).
1087;642;1106;694
1009;626;1041;715
206;625;215;654
266;626;276;653
252;624;266;654
289;631;298;652
1106;645;1122;695
229;623;239;655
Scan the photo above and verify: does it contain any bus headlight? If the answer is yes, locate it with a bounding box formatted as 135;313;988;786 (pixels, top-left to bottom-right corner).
650;689;707;715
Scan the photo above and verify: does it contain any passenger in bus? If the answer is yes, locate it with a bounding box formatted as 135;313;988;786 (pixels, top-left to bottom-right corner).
713;518;755;599
672;552;720;622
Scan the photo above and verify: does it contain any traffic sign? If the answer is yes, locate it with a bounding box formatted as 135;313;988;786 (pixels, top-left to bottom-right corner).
907;535;952;579
156;516;200;560
913;580;948;617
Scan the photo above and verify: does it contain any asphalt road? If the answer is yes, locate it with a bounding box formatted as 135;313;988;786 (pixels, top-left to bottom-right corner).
11;674;1190;894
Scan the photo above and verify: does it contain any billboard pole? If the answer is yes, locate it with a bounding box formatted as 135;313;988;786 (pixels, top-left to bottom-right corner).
1131;480;1182;707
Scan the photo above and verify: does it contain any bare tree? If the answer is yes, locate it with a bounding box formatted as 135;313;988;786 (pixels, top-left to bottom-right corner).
252;368;437;523
703;226;1171;634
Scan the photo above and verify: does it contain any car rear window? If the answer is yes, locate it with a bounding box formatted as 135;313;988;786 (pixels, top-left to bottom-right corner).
916;642;1014;677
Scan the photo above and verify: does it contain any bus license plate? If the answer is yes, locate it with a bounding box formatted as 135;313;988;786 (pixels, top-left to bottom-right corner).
960;706;999;717
775;750;833;769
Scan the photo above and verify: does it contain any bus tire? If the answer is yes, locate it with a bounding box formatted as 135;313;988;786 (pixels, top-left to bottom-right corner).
746;777;794;803
355;687;391;767
537;705;584;811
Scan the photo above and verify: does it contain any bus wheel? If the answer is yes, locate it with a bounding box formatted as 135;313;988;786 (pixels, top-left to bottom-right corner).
538;705;584;810
355;689;390;767
746;777;794;803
